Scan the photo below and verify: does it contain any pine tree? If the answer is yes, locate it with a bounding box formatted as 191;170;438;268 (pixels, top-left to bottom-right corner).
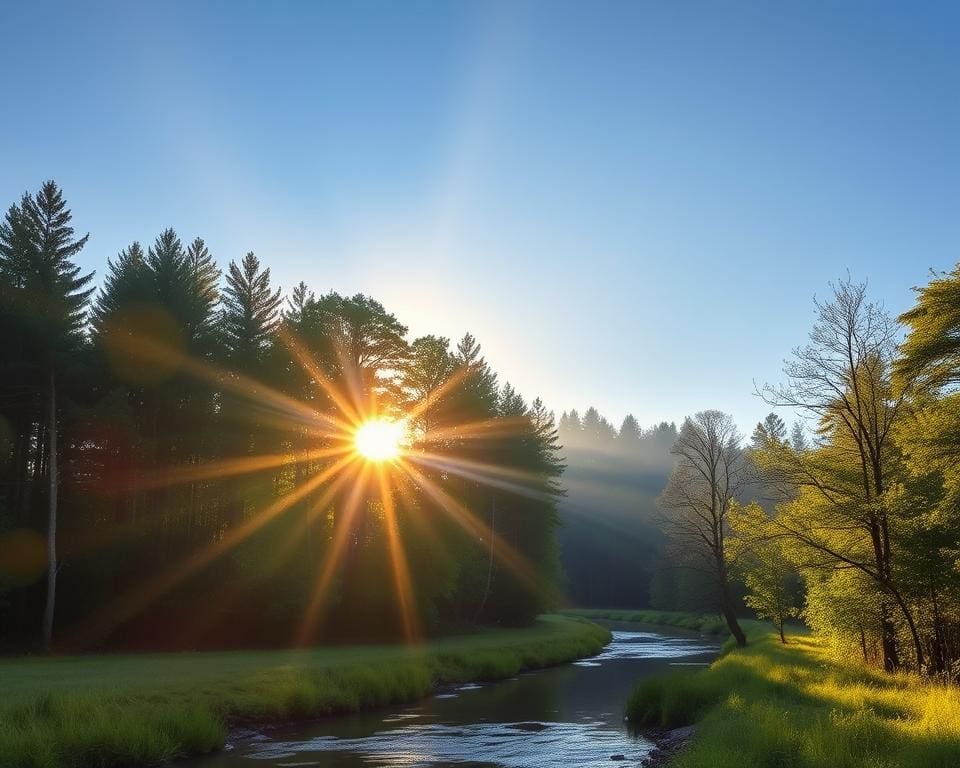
185;238;221;351
11;182;93;650
751;412;787;449
284;280;313;324
617;414;642;451
896;263;960;469
559;409;583;448
789;421;807;453
91;242;148;334
221;252;282;368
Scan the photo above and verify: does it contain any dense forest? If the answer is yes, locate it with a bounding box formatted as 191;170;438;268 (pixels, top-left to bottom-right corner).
0;181;565;651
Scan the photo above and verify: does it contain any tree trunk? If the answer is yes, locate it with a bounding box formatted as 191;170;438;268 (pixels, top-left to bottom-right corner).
716;554;747;647
880;608;899;672
931;592;946;675
888;586;924;672
41;367;57;652
778;620;786;645
474;495;496;623
720;596;747;647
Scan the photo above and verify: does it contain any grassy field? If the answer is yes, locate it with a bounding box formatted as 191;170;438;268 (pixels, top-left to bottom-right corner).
561;608;730;635
626;624;960;768
0;614;609;768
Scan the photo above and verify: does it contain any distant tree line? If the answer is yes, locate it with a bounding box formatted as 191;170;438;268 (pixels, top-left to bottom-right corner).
555;408;712;610
0;181;564;651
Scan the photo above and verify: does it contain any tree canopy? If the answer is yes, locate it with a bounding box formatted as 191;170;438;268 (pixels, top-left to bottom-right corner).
0;182;565;651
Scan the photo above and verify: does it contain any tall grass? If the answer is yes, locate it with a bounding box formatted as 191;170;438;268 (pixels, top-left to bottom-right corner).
0;615;609;768
562;608;730;636
626;625;960;768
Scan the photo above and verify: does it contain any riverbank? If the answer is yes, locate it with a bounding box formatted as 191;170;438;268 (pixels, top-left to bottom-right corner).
626;624;960;767
561;608;729;636
0;615;609;768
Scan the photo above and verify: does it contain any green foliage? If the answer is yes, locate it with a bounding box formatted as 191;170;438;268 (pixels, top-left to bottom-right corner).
751;412;787;449
729;502;801;641
897;262;960;395
755;275;960;675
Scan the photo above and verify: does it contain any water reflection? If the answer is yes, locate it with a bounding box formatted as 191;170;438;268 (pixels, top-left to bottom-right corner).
190;624;718;768
591;631;718;660
252;720;647;767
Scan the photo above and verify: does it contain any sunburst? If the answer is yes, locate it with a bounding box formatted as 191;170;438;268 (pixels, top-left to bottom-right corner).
70;324;554;648
354;419;405;462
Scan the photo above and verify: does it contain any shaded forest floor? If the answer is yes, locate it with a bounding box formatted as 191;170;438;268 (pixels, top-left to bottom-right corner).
626;624;960;768
0;615;609;768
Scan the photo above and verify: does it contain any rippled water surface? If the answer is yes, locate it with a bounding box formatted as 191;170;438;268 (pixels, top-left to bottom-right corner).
187;625;718;768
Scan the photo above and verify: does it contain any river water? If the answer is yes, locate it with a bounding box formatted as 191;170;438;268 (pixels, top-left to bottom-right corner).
189;623;718;768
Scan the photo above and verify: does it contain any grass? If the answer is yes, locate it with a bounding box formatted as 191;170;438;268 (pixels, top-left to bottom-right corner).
0;614;609;768
561;608;731;636
625;623;960;768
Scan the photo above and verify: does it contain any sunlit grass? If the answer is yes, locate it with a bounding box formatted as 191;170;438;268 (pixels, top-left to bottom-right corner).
0;615;609;768
626;625;960;768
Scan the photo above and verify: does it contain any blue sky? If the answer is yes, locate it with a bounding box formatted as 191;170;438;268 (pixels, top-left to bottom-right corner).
3;1;958;434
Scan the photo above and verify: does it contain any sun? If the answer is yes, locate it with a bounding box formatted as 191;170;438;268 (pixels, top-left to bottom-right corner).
353;419;404;462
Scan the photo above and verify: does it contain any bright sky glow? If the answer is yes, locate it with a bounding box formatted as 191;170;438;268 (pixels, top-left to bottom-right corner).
3;2;959;432
354;420;404;462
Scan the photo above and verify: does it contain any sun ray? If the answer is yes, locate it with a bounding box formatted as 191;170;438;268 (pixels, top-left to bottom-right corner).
81;315;560;650
133;445;353;490
402;365;473;424
108;327;353;436
377;466;420;642
405;450;555;501
294;461;373;646
414;415;531;443
64;445;356;560
397;461;551;600
171;463;362;643
276;325;365;426
69;454;358;646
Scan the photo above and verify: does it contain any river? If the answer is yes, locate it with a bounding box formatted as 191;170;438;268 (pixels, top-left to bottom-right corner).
188;622;718;768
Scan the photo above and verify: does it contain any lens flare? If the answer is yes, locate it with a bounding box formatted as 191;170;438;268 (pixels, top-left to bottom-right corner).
354;419;403;462
69;324;548;650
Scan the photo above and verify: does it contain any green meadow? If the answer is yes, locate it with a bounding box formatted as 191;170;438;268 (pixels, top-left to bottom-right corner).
0;615;609;768
627;623;960;768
